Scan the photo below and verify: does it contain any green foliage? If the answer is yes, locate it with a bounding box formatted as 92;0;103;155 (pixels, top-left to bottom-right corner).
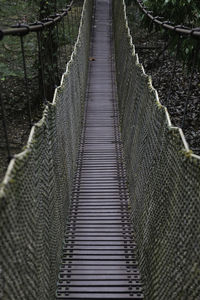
126;0;200;69
0;0;68;28
0;1;38;28
0;62;23;81
0;0;82;115
143;0;200;26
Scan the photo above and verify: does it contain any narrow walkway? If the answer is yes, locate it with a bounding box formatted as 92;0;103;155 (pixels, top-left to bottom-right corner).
56;0;143;299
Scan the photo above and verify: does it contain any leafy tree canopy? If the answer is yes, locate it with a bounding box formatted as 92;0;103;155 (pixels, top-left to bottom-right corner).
0;0;68;28
143;0;200;26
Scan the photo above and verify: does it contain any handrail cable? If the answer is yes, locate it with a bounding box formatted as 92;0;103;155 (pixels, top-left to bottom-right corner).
0;1;74;39
135;0;200;38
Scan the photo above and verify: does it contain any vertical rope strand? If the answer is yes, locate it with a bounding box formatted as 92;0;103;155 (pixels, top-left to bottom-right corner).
20;35;32;126
182;42;199;128
37;31;47;103
166;35;181;106
0;92;11;161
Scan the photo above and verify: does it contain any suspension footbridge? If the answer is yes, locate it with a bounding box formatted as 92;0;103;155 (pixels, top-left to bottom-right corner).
56;0;143;298
0;0;200;299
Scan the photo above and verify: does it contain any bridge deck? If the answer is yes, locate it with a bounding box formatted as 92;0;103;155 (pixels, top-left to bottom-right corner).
56;0;143;299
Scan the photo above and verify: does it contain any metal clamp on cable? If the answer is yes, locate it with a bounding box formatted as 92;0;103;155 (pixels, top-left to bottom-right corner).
190;27;200;36
174;25;182;32
174;24;190;34
60;9;68;13
139;0;145;7
35;21;45;26
67;5;72;11
33;21;45;31
50;13;62;22
162;21;174;25
11;23;30;35
155;16;164;20
42;17;55;25
179;24;190;29
152;16;164;23
152;16;158;20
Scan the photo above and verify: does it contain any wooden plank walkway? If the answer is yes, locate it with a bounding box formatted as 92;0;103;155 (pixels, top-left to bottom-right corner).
56;0;144;298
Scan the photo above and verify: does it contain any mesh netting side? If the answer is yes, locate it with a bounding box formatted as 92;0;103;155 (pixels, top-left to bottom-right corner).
0;1;93;299
113;1;200;299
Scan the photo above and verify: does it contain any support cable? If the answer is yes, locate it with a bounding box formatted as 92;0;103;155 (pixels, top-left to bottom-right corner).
182;43;200;128
135;0;200;38
37;28;47;104
0;1;74;38
166;34;182;106
20;33;32;127
0;93;11;161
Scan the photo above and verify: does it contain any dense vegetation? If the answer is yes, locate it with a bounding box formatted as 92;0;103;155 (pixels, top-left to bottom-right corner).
144;0;200;65
126;0;200;155
127;0;200;65
0;0;67;27
142;0;200;26
0;0;70;85
126;0;200;26
0;0;82;181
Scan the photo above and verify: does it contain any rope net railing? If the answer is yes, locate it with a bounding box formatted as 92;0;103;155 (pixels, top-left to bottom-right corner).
135;0;200;37
125;0;200;156
0;1;83;181
113;1;200;299
0;0;92;299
